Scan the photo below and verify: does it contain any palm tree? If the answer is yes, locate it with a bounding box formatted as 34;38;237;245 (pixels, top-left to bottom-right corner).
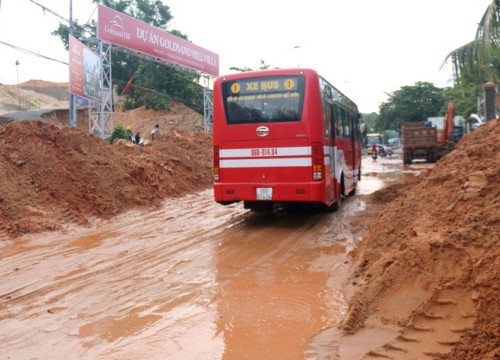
445;0;500;82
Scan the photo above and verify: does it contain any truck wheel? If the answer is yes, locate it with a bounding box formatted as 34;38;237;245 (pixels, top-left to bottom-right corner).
403;152;412;165
427;151;436;163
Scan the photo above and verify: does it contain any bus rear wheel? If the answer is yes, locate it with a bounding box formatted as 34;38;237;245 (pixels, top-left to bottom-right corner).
331;197;342;211
325;180;344;212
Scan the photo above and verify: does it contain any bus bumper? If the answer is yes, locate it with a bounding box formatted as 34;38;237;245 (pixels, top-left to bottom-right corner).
214;182;329;204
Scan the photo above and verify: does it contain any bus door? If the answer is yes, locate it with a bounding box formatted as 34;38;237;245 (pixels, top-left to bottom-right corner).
351;114;360;185
328;103;336;177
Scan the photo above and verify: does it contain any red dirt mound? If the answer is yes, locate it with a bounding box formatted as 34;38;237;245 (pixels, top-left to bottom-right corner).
342;120;500;359
0;120;212;239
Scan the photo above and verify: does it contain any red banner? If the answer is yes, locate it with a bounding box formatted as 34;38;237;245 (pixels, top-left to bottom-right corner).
97;5;219;76
69;35;102;103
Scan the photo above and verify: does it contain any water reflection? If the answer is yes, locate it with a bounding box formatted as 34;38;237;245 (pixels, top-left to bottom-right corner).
359;155;421;195
212;212;346;359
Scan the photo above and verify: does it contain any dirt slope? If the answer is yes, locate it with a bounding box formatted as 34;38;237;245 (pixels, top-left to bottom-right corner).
0;82;69;116
113;102;205;135
342;120;500;359
0;120;212;239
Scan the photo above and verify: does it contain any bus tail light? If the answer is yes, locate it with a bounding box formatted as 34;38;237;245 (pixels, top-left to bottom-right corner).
311;142;324;181
214;145;220;181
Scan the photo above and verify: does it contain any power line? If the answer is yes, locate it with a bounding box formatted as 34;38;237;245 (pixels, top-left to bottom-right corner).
0;40;68;65
29;0;97;36
29;0;69;23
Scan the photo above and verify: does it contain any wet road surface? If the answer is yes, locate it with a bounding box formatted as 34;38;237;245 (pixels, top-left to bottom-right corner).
0;154;422;359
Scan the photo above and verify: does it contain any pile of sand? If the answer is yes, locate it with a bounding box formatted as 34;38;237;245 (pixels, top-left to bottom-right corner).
0;120;212;239
0;84;69;116
113;102;205;135
343;120;499;359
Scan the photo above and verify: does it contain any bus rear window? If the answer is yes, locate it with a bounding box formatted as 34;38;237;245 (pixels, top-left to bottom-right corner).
221;76;305;124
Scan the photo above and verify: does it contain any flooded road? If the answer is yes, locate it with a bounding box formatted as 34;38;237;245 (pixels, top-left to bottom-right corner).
0;154;419;359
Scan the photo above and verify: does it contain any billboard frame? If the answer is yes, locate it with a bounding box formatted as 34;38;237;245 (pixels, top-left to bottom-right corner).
82;5;217;138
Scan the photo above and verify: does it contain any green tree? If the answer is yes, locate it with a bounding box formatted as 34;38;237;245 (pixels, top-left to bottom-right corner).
134;62;204;112
52;0;203;113
444;0;500;83
442;80;482;118
361;112;378;133
439;1;500;121
376;82;445;131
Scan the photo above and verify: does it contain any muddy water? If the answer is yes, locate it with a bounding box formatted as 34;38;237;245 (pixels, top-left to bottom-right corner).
0;155;414;359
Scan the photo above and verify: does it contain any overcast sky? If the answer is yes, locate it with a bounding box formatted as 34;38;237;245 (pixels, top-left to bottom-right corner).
0;0;491;113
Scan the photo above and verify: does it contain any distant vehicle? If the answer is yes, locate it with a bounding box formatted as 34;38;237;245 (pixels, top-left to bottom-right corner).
365;133;384;154
402;122;439;164
379;145;393;157
402;102;461;164
212;68;362;211
387;137;401;149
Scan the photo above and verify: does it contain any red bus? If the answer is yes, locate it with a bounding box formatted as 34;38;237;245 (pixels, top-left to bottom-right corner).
212;68;362;211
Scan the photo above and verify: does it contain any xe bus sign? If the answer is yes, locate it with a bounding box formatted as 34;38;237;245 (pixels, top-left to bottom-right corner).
97;5;219;76
230;78;298;94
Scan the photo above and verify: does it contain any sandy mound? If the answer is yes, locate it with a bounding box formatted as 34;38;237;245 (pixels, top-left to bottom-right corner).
113;102;205;136
19;80;68;88
342;120;500;359
0;120;212;239
0;85;69;116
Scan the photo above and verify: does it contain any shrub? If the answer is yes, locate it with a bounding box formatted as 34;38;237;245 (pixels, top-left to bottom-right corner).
109;124;128;144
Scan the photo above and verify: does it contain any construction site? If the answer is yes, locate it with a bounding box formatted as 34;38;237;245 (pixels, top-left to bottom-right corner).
0;80;498;359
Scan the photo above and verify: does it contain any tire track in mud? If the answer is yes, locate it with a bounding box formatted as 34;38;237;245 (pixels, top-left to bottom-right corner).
363;288;476;359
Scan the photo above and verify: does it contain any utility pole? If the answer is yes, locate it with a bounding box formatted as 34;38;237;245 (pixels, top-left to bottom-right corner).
16;60;20;110
293;45;300;67
483;82;496;121
29;0;74;124
69;0;76;127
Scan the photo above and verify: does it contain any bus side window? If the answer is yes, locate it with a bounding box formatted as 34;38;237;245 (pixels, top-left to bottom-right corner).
352;115;360;141
334;105;343;138
324;106;331;139
322;82;332;139
342;108;350;138
329;104;335;139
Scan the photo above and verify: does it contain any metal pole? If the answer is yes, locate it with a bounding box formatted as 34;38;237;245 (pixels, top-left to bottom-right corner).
69;0;76;126
16;60;20;109
483;82;496;121
293;45;300;67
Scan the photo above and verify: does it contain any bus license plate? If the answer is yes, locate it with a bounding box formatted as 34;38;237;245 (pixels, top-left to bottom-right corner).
256;188;272;200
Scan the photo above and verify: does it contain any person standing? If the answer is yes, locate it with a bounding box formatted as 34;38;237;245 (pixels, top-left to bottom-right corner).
127;127;133;142
135;131;141;145
151;124;160;140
